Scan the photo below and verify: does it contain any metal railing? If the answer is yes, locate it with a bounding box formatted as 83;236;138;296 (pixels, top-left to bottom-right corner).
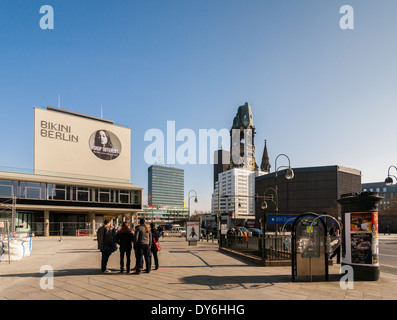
219;234;292;261
11;222;97;237
263;235;291;261
200;232;218;243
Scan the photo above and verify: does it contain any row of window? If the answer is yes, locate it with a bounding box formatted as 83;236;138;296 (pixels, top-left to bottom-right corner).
0;180;141;205
363;187;388;193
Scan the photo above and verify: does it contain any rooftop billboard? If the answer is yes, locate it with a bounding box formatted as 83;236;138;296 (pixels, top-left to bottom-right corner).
34;107;131;181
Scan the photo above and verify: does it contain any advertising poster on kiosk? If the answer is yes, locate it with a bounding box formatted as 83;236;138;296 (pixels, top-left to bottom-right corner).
351;233;372;264
371;212;379;264
186;221;200;242
350;212;378;265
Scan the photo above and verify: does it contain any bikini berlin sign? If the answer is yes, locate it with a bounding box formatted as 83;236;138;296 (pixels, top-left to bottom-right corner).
34;107;130;181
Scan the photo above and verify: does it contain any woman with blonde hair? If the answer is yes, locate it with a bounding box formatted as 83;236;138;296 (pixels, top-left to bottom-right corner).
132;218;152;275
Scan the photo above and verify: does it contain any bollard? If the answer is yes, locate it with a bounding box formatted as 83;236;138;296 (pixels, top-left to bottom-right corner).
337;191;383;281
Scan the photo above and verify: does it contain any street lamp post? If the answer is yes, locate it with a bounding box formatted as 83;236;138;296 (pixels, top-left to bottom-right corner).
232;200;241;228
274;154;294;187
268;154;294;235
261;187;279;211
187;190;198;220
385;165;397;186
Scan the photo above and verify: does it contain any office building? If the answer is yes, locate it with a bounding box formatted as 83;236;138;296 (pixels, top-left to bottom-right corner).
212;168;265;226
362;182;397;233
255;165;362;228
362;182;397;211
148;165;184;208
139;206;189;225
213;149;230;187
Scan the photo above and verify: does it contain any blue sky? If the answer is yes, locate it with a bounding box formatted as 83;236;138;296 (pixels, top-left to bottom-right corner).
1;1;397;211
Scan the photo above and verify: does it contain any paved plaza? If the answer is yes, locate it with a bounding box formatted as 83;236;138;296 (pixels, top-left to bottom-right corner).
1;235;397;301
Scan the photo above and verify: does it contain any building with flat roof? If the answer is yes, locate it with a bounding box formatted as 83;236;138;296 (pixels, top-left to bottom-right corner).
362;182;397;233
212;168;265;226
148;165;184;208
362;182;397;211
255;165;362;229
0;106;143;236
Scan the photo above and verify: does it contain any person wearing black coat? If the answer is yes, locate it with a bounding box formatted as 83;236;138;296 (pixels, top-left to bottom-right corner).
97;220;115;273
115;222;134;273
150;222;160;270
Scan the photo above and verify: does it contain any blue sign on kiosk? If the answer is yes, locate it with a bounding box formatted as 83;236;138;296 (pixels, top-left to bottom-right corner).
267;215;298;224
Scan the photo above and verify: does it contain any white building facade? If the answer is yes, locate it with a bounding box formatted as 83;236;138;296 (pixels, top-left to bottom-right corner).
212;168;265;227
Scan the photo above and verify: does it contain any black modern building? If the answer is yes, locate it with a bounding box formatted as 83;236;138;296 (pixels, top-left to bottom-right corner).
255;165;362;228
213;149;230;187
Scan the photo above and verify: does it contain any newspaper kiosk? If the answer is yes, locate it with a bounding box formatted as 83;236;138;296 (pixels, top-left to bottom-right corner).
337;192;383;281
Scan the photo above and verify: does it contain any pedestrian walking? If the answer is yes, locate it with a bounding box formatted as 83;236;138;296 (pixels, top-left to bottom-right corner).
97;220;116;273
150;222;160;270
115;222;134;273
330;229;341;263
133;218;152;275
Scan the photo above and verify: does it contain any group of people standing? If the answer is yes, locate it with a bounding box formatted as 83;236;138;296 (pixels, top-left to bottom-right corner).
97;218;160;274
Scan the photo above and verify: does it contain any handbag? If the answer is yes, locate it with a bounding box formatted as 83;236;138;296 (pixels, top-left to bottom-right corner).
153;239;161;252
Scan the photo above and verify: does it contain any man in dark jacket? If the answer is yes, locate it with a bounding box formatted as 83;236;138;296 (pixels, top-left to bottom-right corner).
150;223;160;270
115;222;134;273
133;218;152;274
97;220;114;273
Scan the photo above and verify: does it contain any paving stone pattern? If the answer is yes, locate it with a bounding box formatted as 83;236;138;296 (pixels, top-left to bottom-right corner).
1;236;397;300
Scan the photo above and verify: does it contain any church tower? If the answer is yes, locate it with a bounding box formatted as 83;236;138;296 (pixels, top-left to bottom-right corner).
260;140;271;173
230;102;257;171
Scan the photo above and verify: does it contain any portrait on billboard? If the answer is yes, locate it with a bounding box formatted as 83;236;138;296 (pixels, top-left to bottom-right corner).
186;221;200;241
89;129;121;160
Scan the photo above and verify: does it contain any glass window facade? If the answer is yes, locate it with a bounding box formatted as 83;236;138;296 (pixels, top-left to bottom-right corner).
362;182;397;210
140;207;189;223
148;165;184;207
0;179;141;205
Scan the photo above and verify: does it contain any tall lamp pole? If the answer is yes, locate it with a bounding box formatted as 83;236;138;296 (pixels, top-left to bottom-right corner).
187;190;198;220
385;166;397;186
271;154;294;235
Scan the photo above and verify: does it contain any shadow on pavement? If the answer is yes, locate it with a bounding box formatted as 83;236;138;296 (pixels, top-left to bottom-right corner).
56;249;99;254
0;268;104;278
179;273;343;289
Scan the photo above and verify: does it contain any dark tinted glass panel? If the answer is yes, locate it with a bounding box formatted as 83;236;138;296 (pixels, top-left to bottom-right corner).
77;191;89;202
120;194;129;203
100;193;110;202
26;188;40;199
53;189;66;200
0;186;12;197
